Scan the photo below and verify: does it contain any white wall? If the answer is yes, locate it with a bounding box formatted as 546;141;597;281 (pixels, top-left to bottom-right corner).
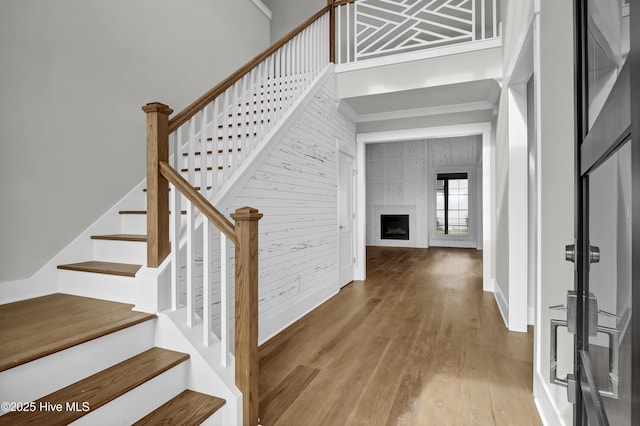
365;136;481;249
0;0;270;282
262;0;326;43
356;110;494;133
221;72;357;342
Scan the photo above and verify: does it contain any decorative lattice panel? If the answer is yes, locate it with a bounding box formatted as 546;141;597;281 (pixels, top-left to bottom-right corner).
354;0;495;60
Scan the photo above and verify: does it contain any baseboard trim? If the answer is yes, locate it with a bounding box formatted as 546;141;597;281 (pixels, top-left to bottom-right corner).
259;282;339;345
534;371;568;426
493;279;509;328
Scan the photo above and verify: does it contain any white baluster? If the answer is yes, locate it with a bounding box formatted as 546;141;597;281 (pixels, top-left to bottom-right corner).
170;130;181;311
241;74;248;165
249;68;256;152
223;88;231;183
324;13;329;65
285;42;292;111
186;118;196;327
313;20;318;74
202;219;211;346
347;3;352;63
472;0;476;41
481;0;486;40
313;19;317;72
337;6;342;64
212;98;219;192
200;107;208;195
296;33;302;83
220;232;229;368
493;0;497;38
305;27;310;81
233;81;239;175
266;55;273;126
262;57;269;133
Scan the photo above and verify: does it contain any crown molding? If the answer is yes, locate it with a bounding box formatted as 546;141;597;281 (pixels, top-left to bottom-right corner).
251;0;272;20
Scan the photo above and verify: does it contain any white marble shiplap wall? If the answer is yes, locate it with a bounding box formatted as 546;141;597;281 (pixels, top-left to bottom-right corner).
223;73;356;341
366;135;481;248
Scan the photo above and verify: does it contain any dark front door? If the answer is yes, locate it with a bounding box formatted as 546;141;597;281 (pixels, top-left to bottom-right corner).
573;0;638;424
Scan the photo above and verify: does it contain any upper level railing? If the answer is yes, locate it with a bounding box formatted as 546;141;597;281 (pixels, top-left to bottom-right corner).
333;0;501;64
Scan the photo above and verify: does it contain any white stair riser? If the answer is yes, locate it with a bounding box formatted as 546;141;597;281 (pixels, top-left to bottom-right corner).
59;270;139;304
201;408;225;426
121;215;146;235
0;321;155;413
93;240;147;265
71;361;188;425
120;213;190;236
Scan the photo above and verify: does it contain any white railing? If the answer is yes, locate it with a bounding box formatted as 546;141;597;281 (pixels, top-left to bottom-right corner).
163;11;329;358
335;0;501;64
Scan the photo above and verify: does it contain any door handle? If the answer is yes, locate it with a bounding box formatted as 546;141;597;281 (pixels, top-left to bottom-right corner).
549;295;620;400
564;244;600;264
339;225;345;230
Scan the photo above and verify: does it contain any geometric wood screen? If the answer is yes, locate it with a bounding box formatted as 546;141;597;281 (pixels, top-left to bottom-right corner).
337;0;500;63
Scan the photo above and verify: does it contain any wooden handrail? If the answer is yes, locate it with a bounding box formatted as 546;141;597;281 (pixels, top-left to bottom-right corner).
333;0;356;7
158;161;238;245
168;5;331;134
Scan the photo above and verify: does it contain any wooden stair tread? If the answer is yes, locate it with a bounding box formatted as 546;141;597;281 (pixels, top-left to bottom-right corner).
91;234;147;242
133;390;226;425
57;261;142;277
0;294;155;372
0;348;189;426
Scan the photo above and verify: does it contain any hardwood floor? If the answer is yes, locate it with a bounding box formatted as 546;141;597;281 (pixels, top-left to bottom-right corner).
259;246;541;425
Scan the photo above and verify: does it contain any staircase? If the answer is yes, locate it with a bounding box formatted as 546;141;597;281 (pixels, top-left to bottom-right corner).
0;9;332;426
0;294;226;425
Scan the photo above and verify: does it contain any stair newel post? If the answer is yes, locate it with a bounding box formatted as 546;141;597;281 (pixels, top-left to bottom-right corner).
328;0;336;63
230;206;263;426
142;102;174;268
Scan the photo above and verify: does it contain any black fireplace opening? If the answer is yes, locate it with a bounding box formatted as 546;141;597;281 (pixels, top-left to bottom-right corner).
381;214;409;240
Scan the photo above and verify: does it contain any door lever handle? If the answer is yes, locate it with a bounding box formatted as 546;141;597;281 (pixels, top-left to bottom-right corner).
549;304;567;311
599;309;622;320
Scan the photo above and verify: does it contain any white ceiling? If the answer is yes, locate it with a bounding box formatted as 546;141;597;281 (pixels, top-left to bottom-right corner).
341;78;501;121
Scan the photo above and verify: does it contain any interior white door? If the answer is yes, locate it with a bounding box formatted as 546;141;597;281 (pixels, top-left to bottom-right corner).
338;151;355;287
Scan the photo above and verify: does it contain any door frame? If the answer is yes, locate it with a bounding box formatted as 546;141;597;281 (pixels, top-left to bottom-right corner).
337;148;356;287
355;122;494;294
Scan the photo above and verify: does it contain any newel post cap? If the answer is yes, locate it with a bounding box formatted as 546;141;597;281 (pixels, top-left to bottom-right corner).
142;102;173;115
231;206;263;221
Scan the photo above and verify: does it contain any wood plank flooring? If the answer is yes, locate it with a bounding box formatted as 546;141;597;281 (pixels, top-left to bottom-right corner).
259;246;541;425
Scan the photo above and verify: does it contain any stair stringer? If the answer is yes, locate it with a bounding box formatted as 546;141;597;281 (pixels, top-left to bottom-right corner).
154;310;241;426
0;180;147;304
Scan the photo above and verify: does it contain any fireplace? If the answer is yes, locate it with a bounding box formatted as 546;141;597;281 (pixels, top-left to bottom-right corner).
380;214;409;240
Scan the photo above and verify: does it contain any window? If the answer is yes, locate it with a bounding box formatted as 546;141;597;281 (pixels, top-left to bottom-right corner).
436;173;469;235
